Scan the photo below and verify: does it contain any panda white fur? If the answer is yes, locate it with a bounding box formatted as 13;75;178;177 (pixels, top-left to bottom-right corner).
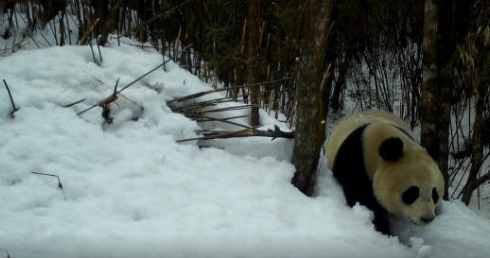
325;110;445;235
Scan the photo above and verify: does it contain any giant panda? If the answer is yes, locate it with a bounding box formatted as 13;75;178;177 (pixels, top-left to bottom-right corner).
325;110;445;235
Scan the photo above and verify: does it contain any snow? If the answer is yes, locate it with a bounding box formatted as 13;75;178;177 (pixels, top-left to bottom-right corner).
1;38;490;258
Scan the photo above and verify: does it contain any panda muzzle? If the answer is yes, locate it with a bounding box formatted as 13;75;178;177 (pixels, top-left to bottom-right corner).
421;216;435;224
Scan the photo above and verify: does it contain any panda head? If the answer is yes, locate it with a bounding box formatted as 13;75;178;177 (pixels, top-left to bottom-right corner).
373;137;445;226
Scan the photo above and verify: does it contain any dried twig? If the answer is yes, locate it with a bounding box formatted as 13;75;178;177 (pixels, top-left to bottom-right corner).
177;125;294;142
32;171;63;189
2;79;20;118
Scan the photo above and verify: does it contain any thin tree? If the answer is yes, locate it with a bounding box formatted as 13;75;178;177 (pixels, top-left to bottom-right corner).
420;0;452;199
291;0;334;196
461;82;487;204
247;0;261;126
459;1;490;203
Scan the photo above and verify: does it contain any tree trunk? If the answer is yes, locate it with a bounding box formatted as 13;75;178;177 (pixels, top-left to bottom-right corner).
420;0;451;200
247;0;260;127
291;0;334;196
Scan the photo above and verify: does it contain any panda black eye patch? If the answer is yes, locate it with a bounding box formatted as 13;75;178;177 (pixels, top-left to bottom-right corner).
402;186;419;205
432;187;439;203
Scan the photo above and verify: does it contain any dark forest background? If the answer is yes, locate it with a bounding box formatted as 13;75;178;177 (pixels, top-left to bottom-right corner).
1;0;489;211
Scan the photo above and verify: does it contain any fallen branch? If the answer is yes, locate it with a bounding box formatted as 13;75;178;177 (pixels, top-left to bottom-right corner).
2;79;20;118
177;125;294;142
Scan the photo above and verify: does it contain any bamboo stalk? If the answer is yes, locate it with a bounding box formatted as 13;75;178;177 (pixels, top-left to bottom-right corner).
168;78;290;104
177;126;294;142
171;98;247;112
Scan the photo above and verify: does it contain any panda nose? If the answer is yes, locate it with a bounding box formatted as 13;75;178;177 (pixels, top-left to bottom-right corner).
421;216;434;224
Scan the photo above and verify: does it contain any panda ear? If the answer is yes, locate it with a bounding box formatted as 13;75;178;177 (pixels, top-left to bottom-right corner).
379;137;404;161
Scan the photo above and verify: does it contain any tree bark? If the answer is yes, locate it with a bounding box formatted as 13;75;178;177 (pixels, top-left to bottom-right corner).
420;0;451;200
92;0;110;45
247;0;261;126
291;0;334;196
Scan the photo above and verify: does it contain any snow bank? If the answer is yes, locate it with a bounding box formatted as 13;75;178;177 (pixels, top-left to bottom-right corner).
0;39;489;258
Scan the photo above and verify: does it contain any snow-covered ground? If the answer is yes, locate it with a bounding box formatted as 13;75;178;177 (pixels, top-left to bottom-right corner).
1;38;490;258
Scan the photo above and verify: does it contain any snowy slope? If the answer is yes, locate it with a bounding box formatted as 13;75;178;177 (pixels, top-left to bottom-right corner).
0;39;489;258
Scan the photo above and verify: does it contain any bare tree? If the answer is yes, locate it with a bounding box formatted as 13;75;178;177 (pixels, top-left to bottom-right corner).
291;0;334;196
461;83;487;204
457;1;490;203
420;0;452;199
247;0;260;126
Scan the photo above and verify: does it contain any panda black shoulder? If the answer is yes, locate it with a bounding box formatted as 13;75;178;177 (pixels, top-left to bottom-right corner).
331;122;395;235
331;123;374;206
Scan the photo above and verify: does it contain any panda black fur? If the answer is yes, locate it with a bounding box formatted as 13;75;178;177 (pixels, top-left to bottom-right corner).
325;110;445;235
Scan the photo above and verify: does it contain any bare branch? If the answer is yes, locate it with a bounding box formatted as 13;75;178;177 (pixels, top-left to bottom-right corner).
475;172;490;189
